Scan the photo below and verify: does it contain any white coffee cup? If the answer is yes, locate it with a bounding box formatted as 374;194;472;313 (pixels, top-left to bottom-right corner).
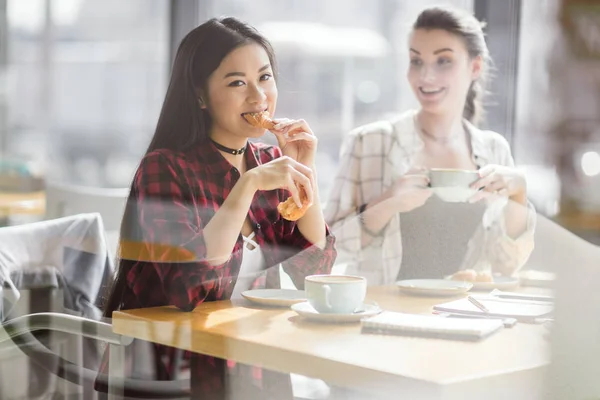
429;168;479;202
305;275;367;314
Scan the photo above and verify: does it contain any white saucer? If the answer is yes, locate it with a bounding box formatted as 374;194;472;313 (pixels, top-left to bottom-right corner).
241;289;306;307
469;276;520;291
396;279;473;297
290;301;381;323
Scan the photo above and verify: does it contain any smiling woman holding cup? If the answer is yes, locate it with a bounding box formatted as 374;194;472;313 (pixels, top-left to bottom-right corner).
325;6;536;285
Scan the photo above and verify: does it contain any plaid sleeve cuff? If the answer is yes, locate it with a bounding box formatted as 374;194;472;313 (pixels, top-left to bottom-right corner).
280;225;337;289
482;198;536;274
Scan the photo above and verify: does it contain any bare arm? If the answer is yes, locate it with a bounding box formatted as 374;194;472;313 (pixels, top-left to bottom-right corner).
504;192;529;239
296;166;326;249
204;156;314;265
203;173;256;265
359;174;432;247
359;197;403;247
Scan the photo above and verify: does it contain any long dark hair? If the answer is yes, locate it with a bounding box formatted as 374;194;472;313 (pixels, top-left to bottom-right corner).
102;17;277;318
413;6;491;126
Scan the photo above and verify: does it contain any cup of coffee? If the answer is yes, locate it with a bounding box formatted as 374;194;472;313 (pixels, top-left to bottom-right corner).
305;275;367;314
429;168;479;202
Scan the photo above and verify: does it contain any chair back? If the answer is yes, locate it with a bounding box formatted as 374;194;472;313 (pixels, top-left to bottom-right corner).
0;213;115;399
45;181;129;231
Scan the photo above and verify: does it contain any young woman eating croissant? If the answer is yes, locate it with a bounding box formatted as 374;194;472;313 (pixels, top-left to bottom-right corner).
98;17;336;399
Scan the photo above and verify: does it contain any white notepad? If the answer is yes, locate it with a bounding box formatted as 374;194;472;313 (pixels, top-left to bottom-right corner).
361;311;504;341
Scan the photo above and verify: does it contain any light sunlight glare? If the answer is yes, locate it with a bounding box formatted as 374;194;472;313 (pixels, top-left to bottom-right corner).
581;151;600;177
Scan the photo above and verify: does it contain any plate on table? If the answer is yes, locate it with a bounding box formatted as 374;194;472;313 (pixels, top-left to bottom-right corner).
518;270;556;288
241;289;306;307
395;279;473;297
469;276;520;291
290;301;381;323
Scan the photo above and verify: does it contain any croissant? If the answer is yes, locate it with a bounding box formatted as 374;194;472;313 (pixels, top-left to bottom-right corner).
450;269;493;283
243;111;276;130
277;186;310;221
244;111;309;221
475;271;494;283
450;269;478;282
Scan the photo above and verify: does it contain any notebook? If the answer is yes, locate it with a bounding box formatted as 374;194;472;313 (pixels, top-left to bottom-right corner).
361;311;504;341
433;297;554;322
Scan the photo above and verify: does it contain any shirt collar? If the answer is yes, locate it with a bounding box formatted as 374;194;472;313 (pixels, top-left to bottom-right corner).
463;119;490;167
394;109;490;168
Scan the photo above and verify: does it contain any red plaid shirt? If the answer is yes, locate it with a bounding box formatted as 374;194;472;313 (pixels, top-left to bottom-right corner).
99;140;336;397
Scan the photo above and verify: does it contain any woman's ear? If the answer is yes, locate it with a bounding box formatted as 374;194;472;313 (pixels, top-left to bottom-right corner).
471;55;483;81
196;87;207;109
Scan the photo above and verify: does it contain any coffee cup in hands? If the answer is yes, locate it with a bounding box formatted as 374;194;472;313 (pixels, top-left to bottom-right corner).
305;275;367;314
428;168;479;203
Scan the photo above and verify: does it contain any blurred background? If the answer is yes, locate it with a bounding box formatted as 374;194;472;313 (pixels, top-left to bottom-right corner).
0;0;598;244
0;2;599;399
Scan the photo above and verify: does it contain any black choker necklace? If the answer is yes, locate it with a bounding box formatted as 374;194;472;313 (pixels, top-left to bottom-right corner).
210;139;247;155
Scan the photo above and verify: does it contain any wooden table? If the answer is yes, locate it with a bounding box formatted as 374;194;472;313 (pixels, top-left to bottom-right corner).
112;286;551;400
0;190;46;218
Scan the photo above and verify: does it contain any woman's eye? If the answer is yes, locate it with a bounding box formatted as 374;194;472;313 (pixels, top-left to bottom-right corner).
410;58;422;67
228;80;245;87
260;73;272;81
438;58;452;66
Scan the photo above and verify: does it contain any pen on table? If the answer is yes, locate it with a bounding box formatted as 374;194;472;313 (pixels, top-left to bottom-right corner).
467;296;489;313
434;312;518;328
490;289;553;302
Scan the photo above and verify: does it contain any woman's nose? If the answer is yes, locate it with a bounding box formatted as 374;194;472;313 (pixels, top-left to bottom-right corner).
247;84;267;104
419;66;437;83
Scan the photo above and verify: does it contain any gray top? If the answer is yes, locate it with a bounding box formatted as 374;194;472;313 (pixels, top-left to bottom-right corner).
398;195;487;281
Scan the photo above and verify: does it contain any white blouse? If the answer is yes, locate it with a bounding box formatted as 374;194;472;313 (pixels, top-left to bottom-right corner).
230;232;267;299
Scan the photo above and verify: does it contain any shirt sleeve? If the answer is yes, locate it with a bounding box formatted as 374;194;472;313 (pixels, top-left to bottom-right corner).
124;151;239;311
275;216;337;289
323;130;388;259
467;134;536;275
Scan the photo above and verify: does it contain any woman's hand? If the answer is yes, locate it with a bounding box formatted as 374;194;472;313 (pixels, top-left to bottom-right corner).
468;165;527;205
270;118;318;167
246;156;315;208
381;168;432;213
